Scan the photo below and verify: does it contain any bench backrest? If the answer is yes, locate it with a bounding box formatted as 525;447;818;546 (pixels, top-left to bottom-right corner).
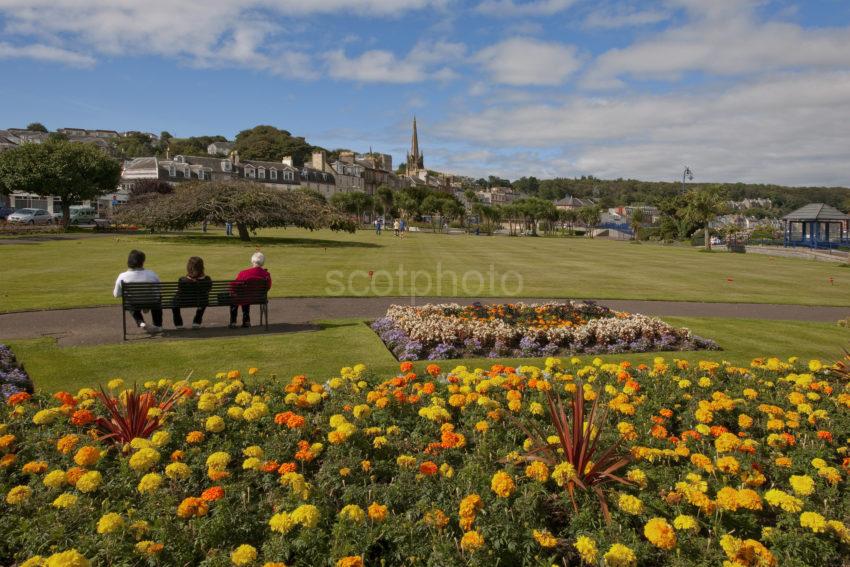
122;280;269;310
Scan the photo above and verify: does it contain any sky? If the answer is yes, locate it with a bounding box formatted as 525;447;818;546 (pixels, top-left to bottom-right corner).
1;0;849;186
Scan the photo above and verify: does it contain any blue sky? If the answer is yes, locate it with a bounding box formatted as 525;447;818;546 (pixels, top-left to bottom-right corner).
1;0;849;185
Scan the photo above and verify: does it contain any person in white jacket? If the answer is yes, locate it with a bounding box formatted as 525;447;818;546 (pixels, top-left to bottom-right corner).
113;249;162;332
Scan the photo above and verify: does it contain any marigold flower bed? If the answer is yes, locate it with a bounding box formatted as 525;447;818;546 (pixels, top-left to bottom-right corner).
371;302;718;360
1;357;849;566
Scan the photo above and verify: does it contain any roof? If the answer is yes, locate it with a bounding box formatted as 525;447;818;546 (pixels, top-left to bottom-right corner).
554;195;596;207
782;203;850;221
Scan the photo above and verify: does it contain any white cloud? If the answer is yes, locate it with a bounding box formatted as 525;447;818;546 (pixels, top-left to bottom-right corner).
474;37;581;86
583;3;850;88
475;0;577;17
583;5;669;29
325;41;464;83
438;71;850;186
0;41;94;66
0;0;448;73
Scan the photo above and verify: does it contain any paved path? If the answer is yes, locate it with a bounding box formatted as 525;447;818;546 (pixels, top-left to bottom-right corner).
0;297;848;347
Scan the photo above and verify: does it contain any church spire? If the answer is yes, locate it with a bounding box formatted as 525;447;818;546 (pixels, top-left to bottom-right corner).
410;115;419;162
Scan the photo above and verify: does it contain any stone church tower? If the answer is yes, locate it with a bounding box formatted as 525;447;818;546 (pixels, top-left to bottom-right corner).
406;116;424;175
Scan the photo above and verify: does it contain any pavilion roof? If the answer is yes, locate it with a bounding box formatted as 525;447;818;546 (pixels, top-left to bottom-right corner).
782;203;850;221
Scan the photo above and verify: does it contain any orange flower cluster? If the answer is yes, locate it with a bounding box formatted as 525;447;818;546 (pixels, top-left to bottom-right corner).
274;411;306;429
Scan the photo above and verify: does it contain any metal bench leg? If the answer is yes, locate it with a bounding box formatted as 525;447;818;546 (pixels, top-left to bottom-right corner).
263;304;269;331
122;308;127;341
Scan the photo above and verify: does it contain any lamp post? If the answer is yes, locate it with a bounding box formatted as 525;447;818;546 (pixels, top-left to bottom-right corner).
681;166;693;193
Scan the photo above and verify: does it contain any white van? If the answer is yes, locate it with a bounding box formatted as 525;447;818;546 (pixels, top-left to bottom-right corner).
55;205;98;225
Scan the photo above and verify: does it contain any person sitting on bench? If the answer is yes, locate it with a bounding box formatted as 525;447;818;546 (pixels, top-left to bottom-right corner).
172;256;212;330
113;249;162;333
229;252;272;328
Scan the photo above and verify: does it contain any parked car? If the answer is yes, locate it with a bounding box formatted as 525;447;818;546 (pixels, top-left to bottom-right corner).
0;206;14;220
53;205;97;225
6;208;54;225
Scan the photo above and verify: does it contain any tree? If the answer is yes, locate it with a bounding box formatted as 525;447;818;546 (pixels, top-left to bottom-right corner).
376;185;394;218
559;208;578;235
0;140;121;228
117;180;354;241
681;188;727;250
579;205;602;237
629;208;646;241
116;132;161;159
167;135;227;157
128;179;174;199
420;194;443;232
234;125;317;165
26;122;48;133
330;192;372;225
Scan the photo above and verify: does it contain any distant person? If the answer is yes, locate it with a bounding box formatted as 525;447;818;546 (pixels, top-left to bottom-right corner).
374;218;382;235
399;218;406;238
229;252;272;328
172;256;212;330
393;219;400;236
113;249;162;332
225;222;233;237
202;220;208;233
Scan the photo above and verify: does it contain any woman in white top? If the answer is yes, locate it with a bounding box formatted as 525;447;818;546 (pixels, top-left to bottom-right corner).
113;249;162;332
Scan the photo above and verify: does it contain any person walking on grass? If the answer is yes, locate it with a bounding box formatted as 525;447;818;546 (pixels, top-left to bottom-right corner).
172;256;212;330
229;252;272;329
113;249;162;333
393;218;400;237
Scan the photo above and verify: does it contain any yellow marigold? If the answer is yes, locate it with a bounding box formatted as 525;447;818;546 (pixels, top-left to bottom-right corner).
714;432;741;453
800;511;827;533
291;504;320;528
336;557;363;567
603;543;637;567
270;511;296;534
165;462;192;480
574;535;598;563
97;512;124;534
137;472;163;494
644;517;677;550
736;488;763;511
789;474;815;496
205;415;226;433
423;509;450;529
716;487;740;511
52;492;78;509
206;451;231;470
128;448;160;473
617;494;644;515
715;456;740;474
71;445;100;468
532;529;558;548
44;549;90;567
818;466;842;485
775;456;792;468
490;471;516;498
552;462;576;487
460;530;485;552
673;515;698;532
75;471;102;493
43;469;67;489
625;468;648;489
525;461;549;482
32;409;59;425
338;504;366;523
56;434;79;455
396;455;416;469
368;502;388;522
150;431;170;448
719;534;776;567
764;489;803;513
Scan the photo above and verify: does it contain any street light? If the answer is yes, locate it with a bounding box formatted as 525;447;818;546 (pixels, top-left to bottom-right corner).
681;166;694;193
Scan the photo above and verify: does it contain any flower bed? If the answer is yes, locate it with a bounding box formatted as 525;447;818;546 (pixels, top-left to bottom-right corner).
371;302;718;360
0;345;33;400
1;357;849;566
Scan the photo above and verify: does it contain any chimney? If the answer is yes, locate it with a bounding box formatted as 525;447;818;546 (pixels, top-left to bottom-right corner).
339;151;355;164
312;150;326;171
281;156;293;167
229;150;240;165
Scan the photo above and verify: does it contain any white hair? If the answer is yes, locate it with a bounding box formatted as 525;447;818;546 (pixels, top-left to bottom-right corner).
251;252;265;267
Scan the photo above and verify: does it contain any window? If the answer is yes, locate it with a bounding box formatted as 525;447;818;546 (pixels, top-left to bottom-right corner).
184;166;190;178
175;155;185;163
169;165;176;177
283;171;294;181
245;166;255;179
198;170;206;180
270;168;277;180
258;167;265;179
221;160;231;172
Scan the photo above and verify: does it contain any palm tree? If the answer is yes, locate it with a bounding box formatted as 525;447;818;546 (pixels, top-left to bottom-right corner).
630;208;646;241
559;208;578;235
681;189;726;250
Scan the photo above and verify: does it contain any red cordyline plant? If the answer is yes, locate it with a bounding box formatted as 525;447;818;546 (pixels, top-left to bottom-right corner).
514;381;632;523
94;384;186;449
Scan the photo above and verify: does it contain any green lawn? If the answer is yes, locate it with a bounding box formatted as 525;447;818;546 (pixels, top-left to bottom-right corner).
7;316;849;393
2;229;850;312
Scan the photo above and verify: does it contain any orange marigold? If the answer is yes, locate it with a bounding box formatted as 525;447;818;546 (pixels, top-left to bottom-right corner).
177;496;209;519
419;461;438;476
70;409;95;426
201;486;225;501
7;392;30;405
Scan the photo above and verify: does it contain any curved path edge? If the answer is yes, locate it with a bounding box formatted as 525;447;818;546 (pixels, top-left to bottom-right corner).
0;296;847;347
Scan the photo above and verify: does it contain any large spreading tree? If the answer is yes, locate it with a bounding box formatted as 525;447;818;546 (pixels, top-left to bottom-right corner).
0;140;121;227
118;180;355;241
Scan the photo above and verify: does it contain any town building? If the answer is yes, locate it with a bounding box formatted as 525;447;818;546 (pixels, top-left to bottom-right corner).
554;195;597;210
207;141;235;156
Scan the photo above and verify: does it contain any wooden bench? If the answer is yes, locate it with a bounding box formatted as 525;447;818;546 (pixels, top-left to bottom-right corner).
121;280;269;340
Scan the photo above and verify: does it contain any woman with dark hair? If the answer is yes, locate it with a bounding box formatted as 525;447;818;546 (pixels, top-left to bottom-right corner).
172;256;212;329
112;249;162;332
